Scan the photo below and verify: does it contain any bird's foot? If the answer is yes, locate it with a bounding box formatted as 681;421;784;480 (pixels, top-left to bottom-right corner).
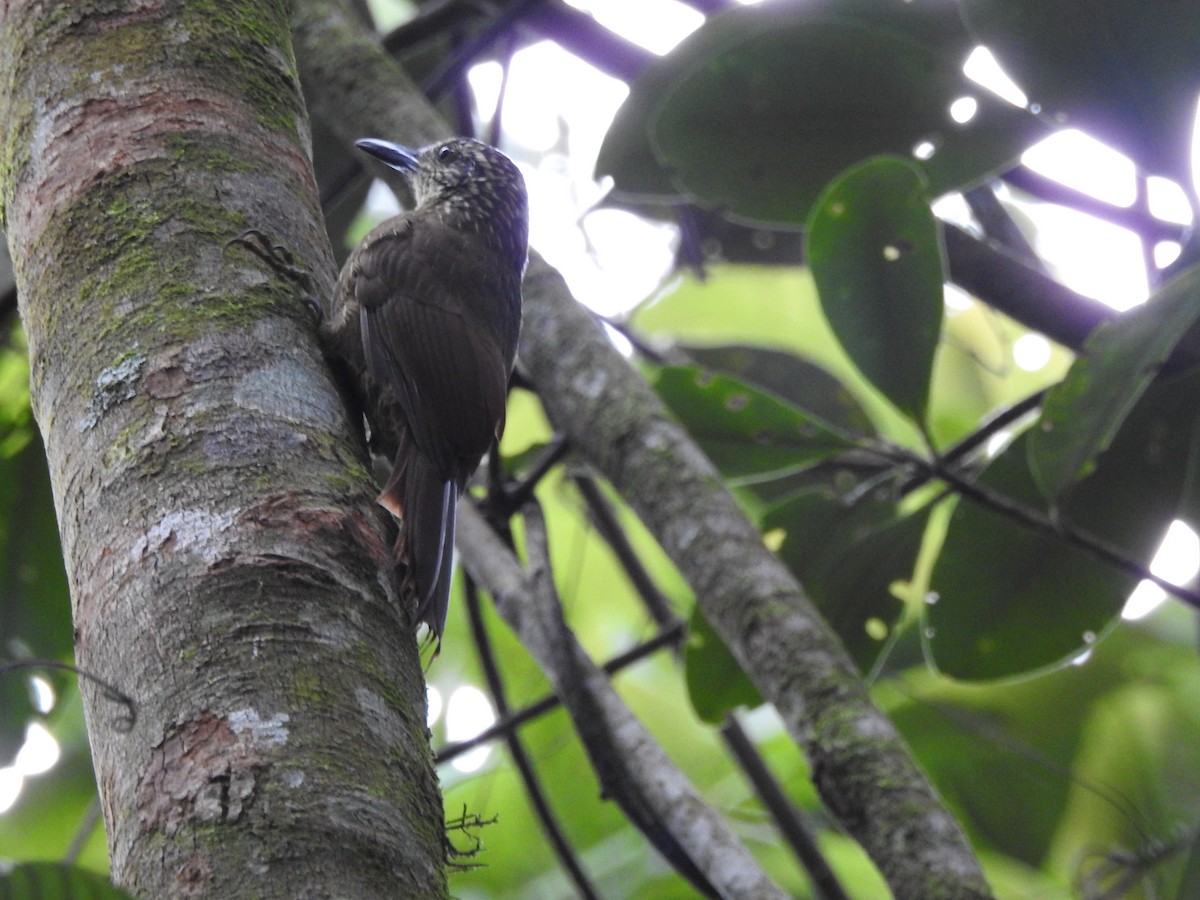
226;229;325;324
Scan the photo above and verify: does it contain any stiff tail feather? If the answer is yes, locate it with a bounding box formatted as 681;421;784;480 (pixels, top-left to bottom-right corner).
378;447;458;648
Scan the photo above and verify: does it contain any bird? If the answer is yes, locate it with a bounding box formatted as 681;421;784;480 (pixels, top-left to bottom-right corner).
321;136;528;651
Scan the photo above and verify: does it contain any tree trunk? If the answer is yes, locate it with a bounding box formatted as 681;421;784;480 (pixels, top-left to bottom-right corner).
0;2;444;896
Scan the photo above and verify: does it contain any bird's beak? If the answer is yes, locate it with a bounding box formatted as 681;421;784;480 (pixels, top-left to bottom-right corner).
355;138;419;173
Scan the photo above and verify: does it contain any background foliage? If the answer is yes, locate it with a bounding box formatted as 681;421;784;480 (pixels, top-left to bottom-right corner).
4;0;1200;897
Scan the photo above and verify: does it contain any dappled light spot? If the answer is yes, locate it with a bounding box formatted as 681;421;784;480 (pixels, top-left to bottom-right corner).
949;96;978;124
1013;333;1052;371
446;686;496;774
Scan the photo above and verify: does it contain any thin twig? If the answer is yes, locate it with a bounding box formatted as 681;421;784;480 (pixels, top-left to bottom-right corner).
943;223;1114;353
63;797;102;865
595;313;673;364
496;433;572;516
898;389;1045;496
423;0;543;100
524;3;650;82
380;0;491;56
572;474;681;630
720;713;851;900
874;445;1200;610
0;660;136;731
456;500;786;897
1003;167;1186;246
461;574;600;897
435;622;686;764
963;184;1044;270
938;462;1200;609
484;31;515;148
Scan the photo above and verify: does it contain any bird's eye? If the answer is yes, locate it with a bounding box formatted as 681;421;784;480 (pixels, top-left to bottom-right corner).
437;145;458;162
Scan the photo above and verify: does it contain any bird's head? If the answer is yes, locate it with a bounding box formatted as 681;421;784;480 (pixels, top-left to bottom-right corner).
356;136;529;273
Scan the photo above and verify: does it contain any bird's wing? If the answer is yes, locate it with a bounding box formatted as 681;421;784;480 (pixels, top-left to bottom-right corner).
350;216;517;645
352;216;514;477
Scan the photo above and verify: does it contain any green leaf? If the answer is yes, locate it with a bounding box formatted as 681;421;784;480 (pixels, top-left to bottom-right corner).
959;0;1200;183
0;432;73;662
764;485;931;672
883;625;1200;879
807;156;945;426
0;671;32;766
1029;265;1200;502
650;365;857;480
599;0;1045;224
680;344;876;438
0;864;134;899
929;371;1200;679
684;604;763;724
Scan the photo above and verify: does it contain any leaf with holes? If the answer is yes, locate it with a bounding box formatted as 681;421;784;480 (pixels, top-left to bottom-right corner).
807;157;945;427
681;344;876;439
764;485;932;672
651;365;857;480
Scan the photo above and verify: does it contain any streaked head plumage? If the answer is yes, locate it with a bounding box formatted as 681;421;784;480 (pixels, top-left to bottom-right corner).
356;136;529;272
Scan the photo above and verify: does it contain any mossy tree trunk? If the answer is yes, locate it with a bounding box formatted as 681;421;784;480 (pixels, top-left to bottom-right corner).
0;1;444;896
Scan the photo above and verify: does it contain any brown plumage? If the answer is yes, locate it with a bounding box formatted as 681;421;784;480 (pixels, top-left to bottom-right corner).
321;137;528;649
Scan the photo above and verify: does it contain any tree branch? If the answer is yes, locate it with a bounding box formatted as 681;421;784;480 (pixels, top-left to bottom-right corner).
435;621;686;765
290;2;992;895
457;499;787;898
461;575;601;898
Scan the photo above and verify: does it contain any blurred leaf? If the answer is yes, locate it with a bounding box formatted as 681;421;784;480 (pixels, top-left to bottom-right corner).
0;684;105;871
929;370;1200;679
634;266;927;456
959;0;1200;183
0;864;133;899
1029;265;1200;503
0;328;32;445
498;387;554;462
680;344;876;438
1175;825;1200;899
0;432;73;662
764;484;930;672
807;157;945;426
0;670;32;766
650;365;857;480
882;623;1200;886
684;605;763;724
599;0;1045;223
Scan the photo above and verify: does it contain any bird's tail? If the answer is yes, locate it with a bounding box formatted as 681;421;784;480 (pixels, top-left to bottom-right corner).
379;446;457;648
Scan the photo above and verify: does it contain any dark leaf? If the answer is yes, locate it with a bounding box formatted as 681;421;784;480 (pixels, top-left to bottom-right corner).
0;432;73;662
599;1;1045;224
651;365;857;480
684;604;763;724
929;370;1200;678
0;863;134;899
764;484;931;672
1029;265;1200;502
680;344;876;438
807;157;945;426
959;0;1200;182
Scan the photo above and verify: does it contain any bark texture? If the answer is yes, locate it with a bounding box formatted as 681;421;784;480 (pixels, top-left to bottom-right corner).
0;1;444;896
290;2;993;896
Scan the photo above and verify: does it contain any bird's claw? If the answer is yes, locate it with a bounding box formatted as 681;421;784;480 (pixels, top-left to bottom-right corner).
227;229;324;322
